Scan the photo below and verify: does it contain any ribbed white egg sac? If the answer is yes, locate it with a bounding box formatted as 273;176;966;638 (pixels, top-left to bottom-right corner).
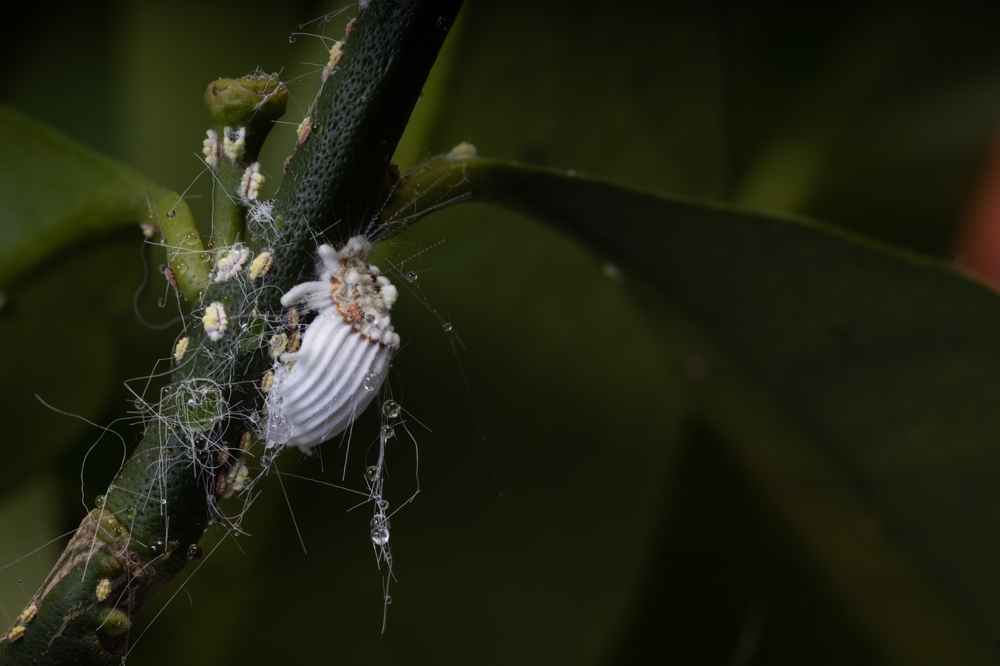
266;309;392;451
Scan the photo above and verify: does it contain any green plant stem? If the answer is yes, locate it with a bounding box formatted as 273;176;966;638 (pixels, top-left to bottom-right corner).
0;1;461;663
266;0;463;299
152;193;210;299
204;74;288;249
0;104;210;297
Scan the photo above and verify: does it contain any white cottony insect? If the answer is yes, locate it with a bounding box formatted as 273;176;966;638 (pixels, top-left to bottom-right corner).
266;236;400;452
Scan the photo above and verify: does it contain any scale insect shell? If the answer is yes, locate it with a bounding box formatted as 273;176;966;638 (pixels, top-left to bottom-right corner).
266;237;399;452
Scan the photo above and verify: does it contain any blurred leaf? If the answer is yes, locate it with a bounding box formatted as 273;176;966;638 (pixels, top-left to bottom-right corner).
793;2;1000;254
0;105;170;287
429;1;1000;257
0;232;180;500
428;159;999;662
424;0;729;199
0;104;195;506
0;478;63;626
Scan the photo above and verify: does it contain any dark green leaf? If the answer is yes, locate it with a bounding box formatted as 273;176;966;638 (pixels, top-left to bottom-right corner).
392;157;999;662
0;105;168;287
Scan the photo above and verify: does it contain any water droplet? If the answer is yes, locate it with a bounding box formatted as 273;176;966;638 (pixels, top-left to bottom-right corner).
366;465;378;482
176;264;188;276
187;544;203;561
371;525;390;546
158;264;166;273
149;539;165;556
157;298;166;308
166;209;177;219
378;499;389;511
382;400;400;419
405;271;418;282
261;455;272;467
370;515;390;529
365;313;375;324
94;495;105;508
288;34;296;43
442;322;453;332
160;498;167;506
385;595;393;605
363;371;378;391
133;399;143;410
126;506;137;518
381;425;394;440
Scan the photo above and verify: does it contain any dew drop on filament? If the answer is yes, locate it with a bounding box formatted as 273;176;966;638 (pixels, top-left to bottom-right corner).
371;525;390;546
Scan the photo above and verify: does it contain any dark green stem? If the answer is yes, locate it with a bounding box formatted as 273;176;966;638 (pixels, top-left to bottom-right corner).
0;2;461;663
267;0;463;297
204;74;288;249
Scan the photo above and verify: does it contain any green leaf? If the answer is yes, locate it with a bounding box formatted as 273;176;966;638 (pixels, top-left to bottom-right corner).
0;105;161;286
387;157;1000;663
0;233;180;501
0;105;208;298
428;2;1000;258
